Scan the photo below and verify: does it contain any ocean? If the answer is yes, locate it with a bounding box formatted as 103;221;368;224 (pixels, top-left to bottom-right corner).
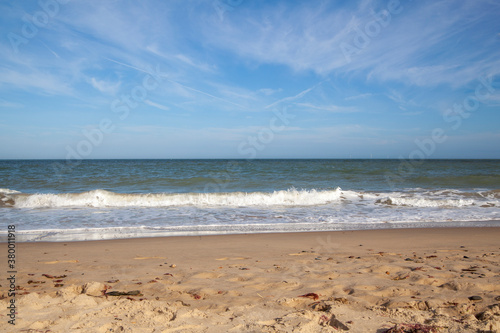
1;159;499;242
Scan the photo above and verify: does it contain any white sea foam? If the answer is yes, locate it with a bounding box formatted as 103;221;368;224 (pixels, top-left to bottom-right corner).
3;187;499;209
2;187;499;242
8;188;343;208
0;188;21;194
378;197;478;208
3;221;500;242
373;188;500;208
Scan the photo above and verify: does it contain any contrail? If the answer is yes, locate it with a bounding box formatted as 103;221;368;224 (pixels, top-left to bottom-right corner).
105;58;246;109
264;80;326;109
40;41;60;59
104;57;151;75
166;80;246;109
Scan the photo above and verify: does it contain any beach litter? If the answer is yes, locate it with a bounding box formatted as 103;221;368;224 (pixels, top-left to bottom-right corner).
298;293;319;301
42;274;67;279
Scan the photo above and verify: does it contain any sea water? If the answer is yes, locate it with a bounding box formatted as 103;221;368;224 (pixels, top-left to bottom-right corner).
1;159;499;241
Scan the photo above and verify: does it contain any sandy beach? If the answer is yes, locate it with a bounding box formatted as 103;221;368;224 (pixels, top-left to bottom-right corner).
2;227;500;332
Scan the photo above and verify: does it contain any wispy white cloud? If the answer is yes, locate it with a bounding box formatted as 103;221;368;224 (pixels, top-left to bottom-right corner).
295;102;356;113
346;1;500;87
385;89;420;111
145;99;170;111
345;93;373;101
199;2;354;75
165;79;247;109
174;54;215;73
265;82;323;109
89;77;121;95
0;67;74;96
198;1;500;88
258;88;282;96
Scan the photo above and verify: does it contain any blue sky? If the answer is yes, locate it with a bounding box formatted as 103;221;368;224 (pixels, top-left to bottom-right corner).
0;0;499;159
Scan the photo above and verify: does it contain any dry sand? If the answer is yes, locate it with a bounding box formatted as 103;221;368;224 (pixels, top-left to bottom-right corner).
2;227;500;332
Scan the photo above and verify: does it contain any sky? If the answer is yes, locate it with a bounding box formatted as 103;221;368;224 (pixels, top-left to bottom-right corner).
0;0;499;159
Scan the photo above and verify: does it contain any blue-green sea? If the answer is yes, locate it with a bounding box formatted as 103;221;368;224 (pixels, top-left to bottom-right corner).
1;159;499;241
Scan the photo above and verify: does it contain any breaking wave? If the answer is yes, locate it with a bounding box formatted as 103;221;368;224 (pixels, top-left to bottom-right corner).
375;189;500;208
376;197;477;208
0;188;342;208
2;187;498;210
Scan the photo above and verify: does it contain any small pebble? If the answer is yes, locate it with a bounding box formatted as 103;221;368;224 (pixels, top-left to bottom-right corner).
170;264;176;268
463;256;469;259
468;296;482;301
495;296;500;301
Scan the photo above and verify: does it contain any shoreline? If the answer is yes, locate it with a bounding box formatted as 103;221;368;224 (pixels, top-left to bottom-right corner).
14;225;500;245
5;220;500;243
4;227;500;332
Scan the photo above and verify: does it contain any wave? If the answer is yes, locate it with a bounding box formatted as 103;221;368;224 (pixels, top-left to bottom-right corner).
376;189;500;208
0;188;21;194
376;197;477;208
2;187;498;209
0;188;342;208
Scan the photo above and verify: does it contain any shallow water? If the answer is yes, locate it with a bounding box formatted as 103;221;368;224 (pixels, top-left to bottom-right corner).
1;159;499;241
